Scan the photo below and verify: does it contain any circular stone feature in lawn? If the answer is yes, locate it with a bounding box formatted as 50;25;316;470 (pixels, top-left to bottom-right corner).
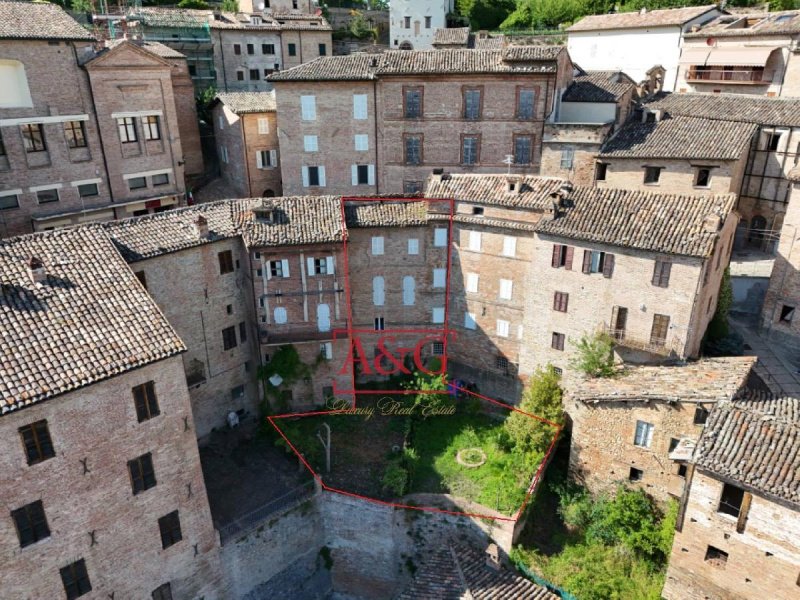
456;447;487;468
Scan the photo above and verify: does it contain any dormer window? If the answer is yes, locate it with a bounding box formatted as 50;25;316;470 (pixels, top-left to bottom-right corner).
254;203;279;224
250;16;262;25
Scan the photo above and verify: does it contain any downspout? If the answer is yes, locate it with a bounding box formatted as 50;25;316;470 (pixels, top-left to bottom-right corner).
299;30;304;64
218;31;229;92
75;43;116;207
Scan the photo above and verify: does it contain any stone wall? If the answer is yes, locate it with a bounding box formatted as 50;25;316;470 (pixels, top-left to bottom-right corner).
597;156;744;196
280;29;333;71
166;55;205;180
243;112;282;197
212;29;283;93
0;357;222;599
214;103;249;198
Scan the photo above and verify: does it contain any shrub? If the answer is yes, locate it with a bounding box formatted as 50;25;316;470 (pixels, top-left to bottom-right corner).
221;0;238;11
504;365;563;454
177;0;209;8
382;460;408;496
571;331;615;378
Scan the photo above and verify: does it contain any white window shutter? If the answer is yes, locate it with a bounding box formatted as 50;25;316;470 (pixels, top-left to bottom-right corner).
408;239;419;255
352;165;358;186
304;135;318;152
281;259;290;278
496;320;510;338
402;276;415;306
368;164;375;186
372;236;384;255
270;150;278;167
353;94;368;119
354;134;369;151
500;279;513;300
301;95;316;120
434;228;448;247
432;307;445;324
265;262;272;280
258;118;269;134
318;166;326;187
469;231;482;252
373;276;385;306
433;268;446;288
466;273;479;293
326;256;335;275
302;166;310;187
503;236;517;257
256;151;264;169
307;257;315;276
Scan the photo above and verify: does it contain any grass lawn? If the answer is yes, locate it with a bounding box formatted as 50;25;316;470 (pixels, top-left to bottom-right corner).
410;413;543;515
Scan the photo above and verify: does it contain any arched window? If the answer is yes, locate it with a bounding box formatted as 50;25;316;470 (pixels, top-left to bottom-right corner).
0;60;33;108
402;276;415;306
373;276;385;306
274;306;287;324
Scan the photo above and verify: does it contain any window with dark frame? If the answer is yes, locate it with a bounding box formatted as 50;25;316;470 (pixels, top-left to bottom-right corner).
517;88;535;119
374;316;385;331
582;250;614;277
404;16;411;28
21;123;46;152
143;115;161;141
262;43;275;54
553;291;569;312
288;43;297;56
560;146;574;169
0;194;19;210
678;464;687;477
629;467;643;482
780;305;795;323
669;438;680;453
356;164;369;184
37;188;59;203
77;183;99;197
128;177;146;191
650;314;670;346
644;166;662;184
222;326;238;350
766;131;782;151
718;483;746;517
152;583;173;600
551;332;565;351
218;250;234;274
695;167;712;187
404;88;422;118
239;321;247;343
60;559;92;599
246;43;254;55
117;117;137;143
461;135;479;165
463;88;482;120
432;341;444;355
233;43;241;55
128;452;157;495
634;420;654;448
11;500;50;547
496;355;509;373
313;257;328;275
152;173;169;186
405;135;422;165
319;43;327;56
551;244;574;269
133;381;160;422
64;120;87;148
425;16;432;28
704;545;728;567
652;258;672;287
249;69;260;81
514;135;532;165
595;162;608;181
694;404;709;425
158;510;183;549
19;420;55;465
308;165;320;186
404;180;423;194
237;71;244;81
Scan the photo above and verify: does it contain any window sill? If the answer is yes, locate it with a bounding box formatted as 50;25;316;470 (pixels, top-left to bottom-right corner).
643;182;661;186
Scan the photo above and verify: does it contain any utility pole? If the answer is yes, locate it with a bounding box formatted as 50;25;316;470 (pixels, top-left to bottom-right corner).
317;422;331;473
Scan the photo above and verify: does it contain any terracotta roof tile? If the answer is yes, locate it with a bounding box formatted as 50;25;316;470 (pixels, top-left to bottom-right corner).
432;27;470;46
215;91;276;113
235;197;345;247
0;0;95;41
344;200;428;228
425;174;567;211
562;70;636;103
599;115;757;160
695;391;800;506
137;7;213;28
106;39;186;59
644;91;800;127
0;227;184;415
568;5;719;32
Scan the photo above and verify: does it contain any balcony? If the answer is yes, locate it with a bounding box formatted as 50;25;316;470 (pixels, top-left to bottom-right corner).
686;67;774;85
603;327;683;357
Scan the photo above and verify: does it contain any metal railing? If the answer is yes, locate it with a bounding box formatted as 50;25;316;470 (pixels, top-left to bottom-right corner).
686;68;774;84
215;479;316;545
602;326;683;357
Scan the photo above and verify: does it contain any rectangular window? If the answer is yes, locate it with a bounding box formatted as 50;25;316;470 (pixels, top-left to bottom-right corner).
718;483;746;517
496;356;509;373
468;231;481;252
158;511;182;549
695;167;712;188
433;268;446;288
704;546;728;567
432;307;445;324
502;236;516;257
582;250;614;277
237;71;244;81
304;135;318;152
304;165;324;187
231;384;245;400
354;134;369;151
466;272;479;293
222;326;237;350
595;162;608;181
128;177;146;191
517;88;535;119
64;120;87;148
551;332;565;351
60;559;91;599
150;173;168;187
764;130;782;152
464;312;477;330
408;238;419;255
560;146;574;169
650;314;670;346
634;420;654;448
404;87;422;118
246;43;254;55
551;244;573;269
312;256;331;275
233;43;241;55
77;183;99;197
434;228;448;247
288;43;297;56
652;259;672;287
425;16;432;28
218;250;234;274
239;321;247;343
499;279;513;300
371;236;385;255
353;94;368;120
262;43;275;54
36;188;59;203
11;500;50;547
463;88;482;120
694;404;709;425
354;164;370;185
374;317;385;331
128;452;157;495
21;123;46;152
142;115;161;140
432;341;444;355
644;166;662;184
461;135;479;165
514;135;532;165
152;583;173;600
0;193;18;210
404;180;423;194
132;381;160;422
0;130;5;155
117;117;137;143
629;467;643;482
405;135;422;165
496;319;510;338
553;291;569;312
780;304;795;323
19;420;55;465
404;16;411;28
249;69;260;81
257;150;276;169
301;95;316;121
319;43;327;56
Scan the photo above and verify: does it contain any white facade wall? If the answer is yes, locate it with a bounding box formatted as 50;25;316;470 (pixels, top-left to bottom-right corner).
390;0;454;50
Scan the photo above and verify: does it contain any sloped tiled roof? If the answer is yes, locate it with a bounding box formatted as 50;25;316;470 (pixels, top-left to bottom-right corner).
562;70;636;103
0;0;95;41
536;186;737;258
568;5;718;32
644;92;800;127
270;47;562;81
236;197;345;247
684;10;800;38
215;91;276;114
104;39;186;60
137;7;213;28
426;174;566;211
396;543;557;600
567;357;755;404
0;227;185;415
473;36;505;49
695;391;800;506
344;201;428;228
209;11;331;31
599;115;757;160
432;27;470;46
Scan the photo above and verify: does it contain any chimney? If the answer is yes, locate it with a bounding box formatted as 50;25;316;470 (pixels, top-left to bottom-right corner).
28;256;46;284
195;214;209;238
485;544;500;571
505;175;523;194
703;214;722;233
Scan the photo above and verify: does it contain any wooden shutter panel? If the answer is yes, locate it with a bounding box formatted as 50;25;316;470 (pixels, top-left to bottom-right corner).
281;259;290;278
351;165;358;186
564;246;574;270
306;257;315;276
551;244;561;268
582;250;592;274
661;261;671;286
302;166;309;187
326;256;334;275
611;305;619;330
603;253;615;278
736;492;752;534
563;293;569;312
552;292;559;311
256;151;264;169
652;261;661;286
368;164;375;186
270;150;278;167
318;166;326;187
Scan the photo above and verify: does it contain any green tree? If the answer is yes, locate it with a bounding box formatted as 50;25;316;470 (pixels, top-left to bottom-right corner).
571;331;616;378
705;266;733;342
457;0;515;30
194;85;217;126
504;365;563;454
502;0;584;30
221;0;239;12
177;0;209;8
71;0;94;12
